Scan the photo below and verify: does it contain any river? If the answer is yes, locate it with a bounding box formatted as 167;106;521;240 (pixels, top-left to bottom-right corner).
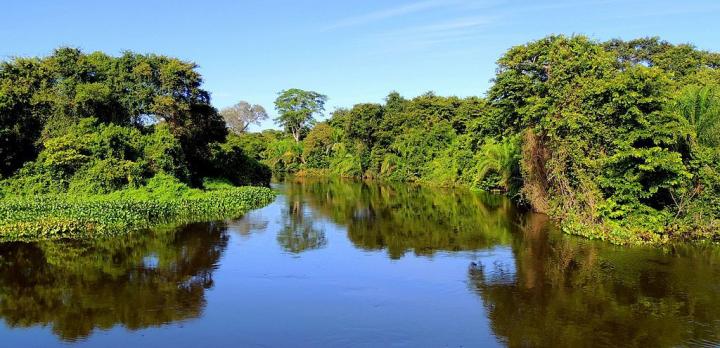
0;177;718;347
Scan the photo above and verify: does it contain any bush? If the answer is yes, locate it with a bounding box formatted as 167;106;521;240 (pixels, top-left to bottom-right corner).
208;134;272;187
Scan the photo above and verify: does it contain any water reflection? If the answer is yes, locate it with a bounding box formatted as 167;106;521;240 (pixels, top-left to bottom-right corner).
469;214;720;347
0;177;718;347
228;211;269;237
282;177;515;258
280;177;720;347
277;187;327;253
0;222;229;341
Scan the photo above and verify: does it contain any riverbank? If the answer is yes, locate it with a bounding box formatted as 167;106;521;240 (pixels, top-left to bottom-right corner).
241;36;720;247
0;185;275;241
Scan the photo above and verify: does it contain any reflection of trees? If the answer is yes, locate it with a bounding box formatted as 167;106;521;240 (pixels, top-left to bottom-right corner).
228;211;269;237
284;177;515;259
469;214;720;347
0;222;228;341
276;190;326;253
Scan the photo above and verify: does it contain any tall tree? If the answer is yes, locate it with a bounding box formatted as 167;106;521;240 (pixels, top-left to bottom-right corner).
220;101;268;134
0;47;227;182
274;89;327;142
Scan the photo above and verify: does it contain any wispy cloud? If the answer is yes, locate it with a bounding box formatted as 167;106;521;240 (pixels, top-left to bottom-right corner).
322;0;459;31
321;1;501;54
380;16;493;37
362;15;497;55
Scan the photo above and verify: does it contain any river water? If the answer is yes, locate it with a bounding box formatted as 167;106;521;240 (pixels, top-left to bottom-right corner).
0;177;718;347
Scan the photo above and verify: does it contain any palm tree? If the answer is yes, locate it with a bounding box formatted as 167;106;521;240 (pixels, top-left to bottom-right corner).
677;85;720;147
475;137;520;191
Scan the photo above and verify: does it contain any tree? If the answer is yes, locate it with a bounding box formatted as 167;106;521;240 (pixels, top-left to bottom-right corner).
0;47;228;183
489;35;692;227
274;88;327;142
341;103;384;145
220;101;268;134
475;136;521;192
302;122;336;168
675;83;720;148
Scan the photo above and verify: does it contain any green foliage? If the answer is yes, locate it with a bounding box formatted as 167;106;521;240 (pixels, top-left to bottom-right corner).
302;122;335;168
143;124;190;181
4;37;720;244
328;142;363;178
0;47;231;184
603;37;720;81
273;88;327;142
247;35;720;244
0;48;274;239
207;134;271;187
675;83;720;148
0;184;275;240
263;137;304;173
475;136;521;192
488;35;719;243
1;118;189;196
231;129;283;161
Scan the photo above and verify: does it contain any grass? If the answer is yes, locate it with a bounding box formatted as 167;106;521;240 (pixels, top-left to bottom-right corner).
0;184;276;241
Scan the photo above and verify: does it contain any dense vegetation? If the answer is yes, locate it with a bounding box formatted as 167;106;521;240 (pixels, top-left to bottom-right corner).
0;182;274;240
241;36;720;245
0;48;274;238
2;36;719;244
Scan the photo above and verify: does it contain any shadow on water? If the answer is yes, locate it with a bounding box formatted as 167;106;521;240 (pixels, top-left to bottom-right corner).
0;222;229;342
468;213;720;347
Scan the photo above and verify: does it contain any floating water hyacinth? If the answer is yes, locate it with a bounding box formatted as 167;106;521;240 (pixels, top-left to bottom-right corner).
0;187;276;241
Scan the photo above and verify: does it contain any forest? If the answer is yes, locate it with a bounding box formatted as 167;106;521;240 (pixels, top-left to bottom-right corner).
0;48;274;239
1;35;719;244
240;36;720;244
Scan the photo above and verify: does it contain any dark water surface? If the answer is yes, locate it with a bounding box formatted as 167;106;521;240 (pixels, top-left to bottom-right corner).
1;177;719;347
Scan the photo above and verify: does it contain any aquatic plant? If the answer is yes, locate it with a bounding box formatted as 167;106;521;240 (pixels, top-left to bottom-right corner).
0;186;275;241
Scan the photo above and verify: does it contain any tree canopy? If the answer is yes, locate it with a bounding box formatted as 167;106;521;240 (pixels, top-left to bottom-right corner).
273;88;327;142
0;47;270;194
220;101;268;134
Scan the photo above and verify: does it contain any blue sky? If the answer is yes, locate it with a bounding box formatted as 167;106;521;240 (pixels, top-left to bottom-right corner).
2;0;720;130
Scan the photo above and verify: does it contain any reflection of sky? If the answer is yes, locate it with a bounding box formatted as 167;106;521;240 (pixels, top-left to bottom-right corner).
142;253;159;269
471;247;517;285
206;196;503;347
